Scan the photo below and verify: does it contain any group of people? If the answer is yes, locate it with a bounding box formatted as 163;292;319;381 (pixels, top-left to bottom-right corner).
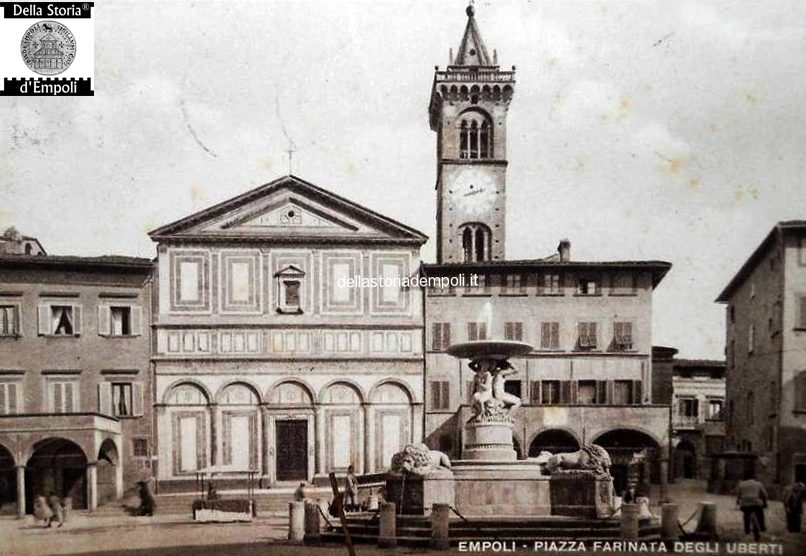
32;492;64;528
736;473;804;537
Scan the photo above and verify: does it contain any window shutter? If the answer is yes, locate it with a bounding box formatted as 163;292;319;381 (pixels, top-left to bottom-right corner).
597;381;608;405
441;381;450;409
65;382;74;413
530;381;541;404
801;297;806;328
633;380;643;406
606;380;615;404
72;305;82;335
589;323;597;348
571;380;578;404
468;322;477;341
38;304;50;335
98;306;111;336
444;323;451;348
11;306;20;336
8;383;17;414
432;323;441;350
541;323;550;348
52;383;62;413
577;322;587;348
551;323;559;348
504;322;513;340
98;382;112;415
515;323;523;341
430;382;441;409
132;382;144;416
131;306;143;336
479;322;487;340
560;381;572;404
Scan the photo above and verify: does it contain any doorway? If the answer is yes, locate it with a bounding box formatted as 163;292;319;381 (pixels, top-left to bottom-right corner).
275;420;308;481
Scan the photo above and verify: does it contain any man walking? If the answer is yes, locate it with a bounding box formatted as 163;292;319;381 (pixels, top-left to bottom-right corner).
345;465;359;512
736;471;768;537
783;481;804;533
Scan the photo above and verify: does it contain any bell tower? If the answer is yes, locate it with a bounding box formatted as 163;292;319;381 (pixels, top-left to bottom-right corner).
430;3;515;264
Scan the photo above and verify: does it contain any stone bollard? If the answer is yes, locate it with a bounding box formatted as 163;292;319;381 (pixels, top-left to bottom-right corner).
378;502;397;549
661;503;680;542
695;502;718;539
431;503;450;550
620;503;640;540
304;501;321;544
288;501;305;543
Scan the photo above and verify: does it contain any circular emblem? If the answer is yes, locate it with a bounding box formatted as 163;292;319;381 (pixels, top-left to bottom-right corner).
20;21;76;76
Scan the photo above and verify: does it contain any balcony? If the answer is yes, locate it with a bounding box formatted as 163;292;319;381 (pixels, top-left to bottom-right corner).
434;70;516;84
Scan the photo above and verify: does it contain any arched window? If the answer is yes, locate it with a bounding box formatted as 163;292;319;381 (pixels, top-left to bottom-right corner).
459;223;491;262
458;111;493;160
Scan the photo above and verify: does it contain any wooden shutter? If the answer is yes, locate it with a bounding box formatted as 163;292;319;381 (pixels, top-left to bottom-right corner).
504;322;513;340
560;380;572;404
597;381;607;405
633;380;643;405
441;381;450;409
72;305;82;335
65;382;74;412
530;381;541;404
443;323;451;348
430;381;441;409
577;322;587;348
132;382;144;416
38;304;50;335
468;322;477;341
801;297;806;328
98;383;112;415
515;323;523;341
97;306;111;336
541;323;550;348
479;322;487;340
432;323;442;350
131;306;143;336
8;383;17;414
551;323;560;349
589;323;597;349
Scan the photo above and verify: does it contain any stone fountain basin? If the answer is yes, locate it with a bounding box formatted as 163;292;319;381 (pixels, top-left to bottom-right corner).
445;340;533;360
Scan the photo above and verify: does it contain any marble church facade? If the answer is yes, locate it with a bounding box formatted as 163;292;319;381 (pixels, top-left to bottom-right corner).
149;176;427;487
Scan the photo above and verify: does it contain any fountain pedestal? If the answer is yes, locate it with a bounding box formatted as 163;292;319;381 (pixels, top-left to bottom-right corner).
462;420;517;461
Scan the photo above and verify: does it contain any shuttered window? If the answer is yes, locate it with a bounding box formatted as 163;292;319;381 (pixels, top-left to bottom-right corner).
430;381;450;410
50;381;78;413
432;323;451;351
577;322;597;350
504;322;523;341
540;322;560;349
0;305;19;336
468;322;487;341
613;322;634;351
0;382;19;415
39;304;81;336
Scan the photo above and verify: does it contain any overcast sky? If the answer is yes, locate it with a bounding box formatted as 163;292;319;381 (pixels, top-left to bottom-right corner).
2;0;805;359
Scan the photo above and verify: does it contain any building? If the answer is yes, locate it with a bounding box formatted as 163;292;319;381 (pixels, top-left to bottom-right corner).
148;175;427;489
0;254;153;516
670;358;725;480
0;227;46;256
717;220;806;494
422;6;673;496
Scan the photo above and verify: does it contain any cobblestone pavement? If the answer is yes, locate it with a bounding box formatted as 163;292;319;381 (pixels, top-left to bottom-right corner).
1;480;803;556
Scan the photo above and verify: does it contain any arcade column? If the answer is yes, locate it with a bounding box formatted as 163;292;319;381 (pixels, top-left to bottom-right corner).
16;465;25;518
86;462;98;511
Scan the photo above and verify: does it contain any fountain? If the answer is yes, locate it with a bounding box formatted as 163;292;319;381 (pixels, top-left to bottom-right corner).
386;339;615;518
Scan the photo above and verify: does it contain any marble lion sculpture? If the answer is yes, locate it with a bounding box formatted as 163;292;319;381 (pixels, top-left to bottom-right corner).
541;443;612;477
389;443;452;476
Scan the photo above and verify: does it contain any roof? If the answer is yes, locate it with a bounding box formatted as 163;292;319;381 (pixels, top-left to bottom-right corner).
0;254;153;271
716;220;806;302
452;4;495;67
422;259;672;288
673;358;726;369
149;174;427;245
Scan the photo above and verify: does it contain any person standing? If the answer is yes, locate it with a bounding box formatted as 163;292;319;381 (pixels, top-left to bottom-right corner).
736;472;768;537
345;465;359;512
47;491;64;527
783;481;804;533
32;494;53;527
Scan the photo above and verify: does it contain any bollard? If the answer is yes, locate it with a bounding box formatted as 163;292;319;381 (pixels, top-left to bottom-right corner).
620;503;640;540
431;503;450;550
378;502;397;549
661;503;679;542
288;501;305;543
368;493;379;511
695;502;718;539
304;501;321;544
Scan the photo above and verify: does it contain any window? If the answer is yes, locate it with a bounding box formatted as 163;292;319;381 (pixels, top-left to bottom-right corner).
577;278;598;295
504;322;523;341
458;112;492;160
503;274;524;294
613;380;633;405
275;265;305;313
539;273;561;295
98;305;141;337
540;322;560;350
430;381;450;410
112;383;133;417
0;305;19;336
504;380;522;401
52;305;75;335
612;273;635;295
577;380;597;404
748;323;755;354
468;322;488;341
110;306;131;336
577;322;597;350
707;399;724;421
795;372;806;412
132;438;148;457
284;280;301;308
679;397;699;417
460;223;492;263
540;380;561;405
613;322;634;351
432;323;451;351
49;380;78;413
0;382;19;415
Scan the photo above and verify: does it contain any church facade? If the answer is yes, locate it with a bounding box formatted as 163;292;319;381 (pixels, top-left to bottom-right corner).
149;176;427;487
422;6;673;495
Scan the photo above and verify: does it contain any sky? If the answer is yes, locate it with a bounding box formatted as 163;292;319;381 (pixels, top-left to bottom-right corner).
2;0;805;359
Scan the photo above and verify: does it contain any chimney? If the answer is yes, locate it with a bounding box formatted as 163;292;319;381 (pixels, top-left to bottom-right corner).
558;239;571;262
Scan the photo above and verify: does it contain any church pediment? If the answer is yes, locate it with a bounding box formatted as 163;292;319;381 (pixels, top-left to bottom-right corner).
149;175;427;245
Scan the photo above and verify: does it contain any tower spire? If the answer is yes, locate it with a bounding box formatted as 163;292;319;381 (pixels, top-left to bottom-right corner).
453;2;495;67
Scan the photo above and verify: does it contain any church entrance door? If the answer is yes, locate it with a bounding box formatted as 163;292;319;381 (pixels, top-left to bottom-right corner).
275;420;307;481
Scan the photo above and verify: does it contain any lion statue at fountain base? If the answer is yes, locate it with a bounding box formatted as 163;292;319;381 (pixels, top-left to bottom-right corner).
531;443;612;479
389;443;452;477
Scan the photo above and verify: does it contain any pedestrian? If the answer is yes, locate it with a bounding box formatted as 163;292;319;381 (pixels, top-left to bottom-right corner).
137;480;156;516
345;465;359;512
294;481;307;502
783;481;804;533
735;471;768;536
32;494;53;527
47;491;64;527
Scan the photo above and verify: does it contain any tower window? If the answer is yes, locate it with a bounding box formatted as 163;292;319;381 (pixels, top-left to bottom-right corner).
458;111;492;160
459;223;491;262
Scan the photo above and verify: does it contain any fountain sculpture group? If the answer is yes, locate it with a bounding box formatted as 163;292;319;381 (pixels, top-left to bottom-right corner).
387;340;615;518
